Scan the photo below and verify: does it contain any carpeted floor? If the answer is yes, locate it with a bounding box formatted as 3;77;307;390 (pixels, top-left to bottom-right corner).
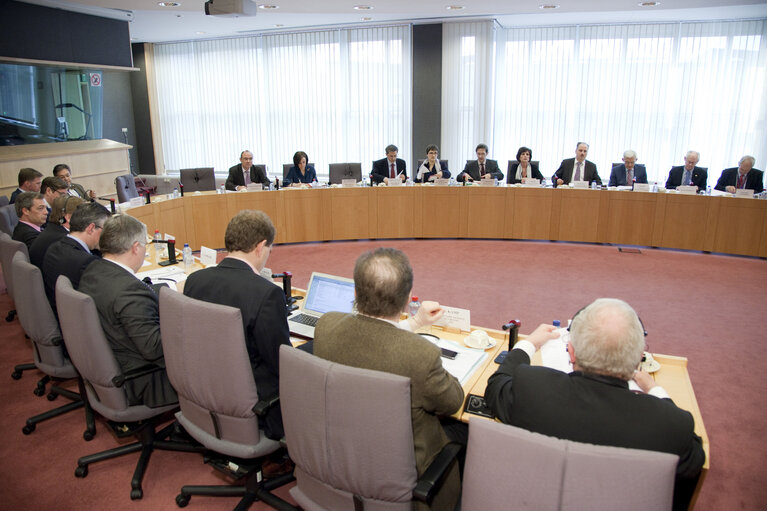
1;238;765;510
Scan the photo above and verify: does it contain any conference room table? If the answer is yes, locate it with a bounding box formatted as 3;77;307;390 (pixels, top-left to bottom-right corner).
122;184;767;258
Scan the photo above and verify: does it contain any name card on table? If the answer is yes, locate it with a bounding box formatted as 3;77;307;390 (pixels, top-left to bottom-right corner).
342;179;357;188
199;245;217;266
129;197;144;207
479;178;495;187
386;178;403;186
571;180;589;189
735;189;755;198
433;306;471;332
633;183;650;192
677;185;698;195
246;183;263;191
434;178;450;186
522;178;540;186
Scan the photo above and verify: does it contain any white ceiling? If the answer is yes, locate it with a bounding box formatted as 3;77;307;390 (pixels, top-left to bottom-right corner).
21;0;767;43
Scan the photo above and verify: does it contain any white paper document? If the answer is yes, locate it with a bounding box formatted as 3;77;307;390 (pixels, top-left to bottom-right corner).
437;339;488;385
136;266;188;291
540;328;573;374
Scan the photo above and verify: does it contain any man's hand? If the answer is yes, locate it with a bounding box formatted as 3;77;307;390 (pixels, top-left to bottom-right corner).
383;177;389;185
87;189;96;199
725;185;736;193
409;300;444;330
236;185;247;191
525;324;560;350
556;178;564;186
633;370;657;393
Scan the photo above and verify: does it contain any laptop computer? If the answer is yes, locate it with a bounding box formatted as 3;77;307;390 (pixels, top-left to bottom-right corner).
287;272;356;338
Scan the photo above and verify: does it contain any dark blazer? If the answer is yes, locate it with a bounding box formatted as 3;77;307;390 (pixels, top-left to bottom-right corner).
608;164;648;187
458;159;503;182
714;167;764;193
29;222;68;269
9;188;23;204
225;163;271;190
371;157;407;184
314;312;464;511
553;158;601;186
78;258;177;408
183;257;292;440
285;165;317;185
12;221;40;250
665;166;707;191
485;349;705;510
507;162;543;184
68;183;91;200
418;160;451;183
42;236;97;318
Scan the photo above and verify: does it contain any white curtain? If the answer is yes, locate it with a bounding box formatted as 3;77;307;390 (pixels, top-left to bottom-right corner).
444;19;767;185
153;25;412;182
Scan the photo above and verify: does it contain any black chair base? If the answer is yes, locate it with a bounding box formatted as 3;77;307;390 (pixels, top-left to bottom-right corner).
176;469;297;511
75;421;206;500
10;362;35;380
6;308;16;322
22;378;97;439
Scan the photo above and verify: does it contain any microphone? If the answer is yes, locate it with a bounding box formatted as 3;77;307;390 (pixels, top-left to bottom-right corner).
144;190;151;204
152;239;178;266
178;182;184;197
502;319;521;351
272;271;303;313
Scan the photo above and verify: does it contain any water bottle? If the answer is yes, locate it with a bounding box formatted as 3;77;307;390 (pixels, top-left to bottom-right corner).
553;320;561;328
409;296;421;318
590;181;597;190
219;184;225;194
706;186;712;196
153;230;161;263
183;243;193;273
172;187;179;198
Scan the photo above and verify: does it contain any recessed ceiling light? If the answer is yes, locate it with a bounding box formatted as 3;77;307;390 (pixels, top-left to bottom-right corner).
196;31;206;35
539;4;560;9
446;5;464;10
158;1;180;6
354;5;373;10
362;17;373;21
638;1;660;6
259;4;279;9
275;24;284;27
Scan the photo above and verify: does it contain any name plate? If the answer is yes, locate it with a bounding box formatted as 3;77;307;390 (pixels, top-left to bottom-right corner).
246;183;263;191
522;178;540;186
129;197;144;207
433;306;471;332
633;183;650;192
677;185;697;195
434;178;450;186
386;177;403;186
735;188;755;198
571;180;589;189
199;245;217;266
340;178;357;188
479;178;495;187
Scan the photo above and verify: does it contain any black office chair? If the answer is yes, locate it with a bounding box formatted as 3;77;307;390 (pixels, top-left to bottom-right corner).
115;174;139;203
180;167;216;192
328;163;362;184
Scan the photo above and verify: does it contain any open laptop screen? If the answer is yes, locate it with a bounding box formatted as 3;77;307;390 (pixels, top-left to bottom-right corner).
303;274;356;315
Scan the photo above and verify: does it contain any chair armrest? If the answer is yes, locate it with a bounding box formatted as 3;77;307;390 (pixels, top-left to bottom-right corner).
111;364;165;388
252;395;280;417
413;442;461;504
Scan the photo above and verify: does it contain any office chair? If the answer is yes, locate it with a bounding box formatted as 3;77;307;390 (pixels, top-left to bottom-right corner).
506;160;541;184
180;167;216;192
11;252;95;438
0;195;8;207
115;174;139;203
461;419;677;510
279;345;461;510
0;203;19;236
1;234;36;385
159;289;296;510
328;163;362;184
55;276;200;500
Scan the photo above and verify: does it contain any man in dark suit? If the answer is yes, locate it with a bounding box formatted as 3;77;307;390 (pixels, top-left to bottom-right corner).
12;192;47;249
29;195;85;269
714;155;764;194
371;144;407;184
665;150;707;191
457;143;504;182
53;163;96;200
553;142;601;186
9;168;43;204
485;298;705;511
78;214;177;409
314;248;463;511
42;202;110;316
225;150;270;190
183;210;292;441
608;149;648;187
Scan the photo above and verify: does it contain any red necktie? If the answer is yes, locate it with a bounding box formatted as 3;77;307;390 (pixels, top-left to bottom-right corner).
480;163;486;177
390;163;395;179
737;174;745;189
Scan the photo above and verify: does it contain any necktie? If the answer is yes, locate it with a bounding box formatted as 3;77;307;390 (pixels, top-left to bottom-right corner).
480;163;486;177
574;162;582;181
390;163;395;179
244;168;252;185
627;169;633;185
683;170;691;186
737;174;745;189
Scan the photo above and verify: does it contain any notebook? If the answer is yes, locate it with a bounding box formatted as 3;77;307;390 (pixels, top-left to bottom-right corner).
287;272;356;338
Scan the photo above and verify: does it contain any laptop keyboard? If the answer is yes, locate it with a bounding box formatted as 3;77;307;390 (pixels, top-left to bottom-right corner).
291;313;319;326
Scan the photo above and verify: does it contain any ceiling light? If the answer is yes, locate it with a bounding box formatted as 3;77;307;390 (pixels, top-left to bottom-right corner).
354;5;372;10
158;1;180;6
539;4;560;9
638;1;660;6
259;4;279;9
275;24;284;27
196;31;206;35
362;17;373;21
446;5;464;10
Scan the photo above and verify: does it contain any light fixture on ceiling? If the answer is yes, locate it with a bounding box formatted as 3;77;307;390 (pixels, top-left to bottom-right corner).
361;17;373;21
638;1;660;6
196;31;206;34
354;5;373;10
158;1;180;6
446;5;464;10
539;4;560;9
259;4;279;9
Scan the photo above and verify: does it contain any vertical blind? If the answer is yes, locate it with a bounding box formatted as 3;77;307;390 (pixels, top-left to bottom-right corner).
153;25;412;182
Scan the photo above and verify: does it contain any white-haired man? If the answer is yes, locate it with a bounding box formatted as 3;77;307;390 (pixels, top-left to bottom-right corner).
665;150;707;191
608;150;648;187
714;155;763;194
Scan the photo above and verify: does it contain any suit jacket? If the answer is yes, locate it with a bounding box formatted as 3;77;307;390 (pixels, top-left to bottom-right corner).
314;313;464;511
12;221;40;250
417;160;451;183
78;258;177;408
9;188;23;204
714;167;764;193
183;257;292;440
42;236;97;318
225;163;271;190
458;159;503;182
485;349;705;509
285;165;317;185
507;162;543;184
665;166;707;191
608;164;648;187
29;222;68;269
553;158;601;186
371;157;407;184
68;182;91;200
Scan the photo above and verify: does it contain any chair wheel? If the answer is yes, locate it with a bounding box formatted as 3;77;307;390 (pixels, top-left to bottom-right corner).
6;310;16;322
22;424;35;435
11;370;22;380
75;465;88;478
176;494;190;507
47;392;59;401
130;488;143;500
33;387;45;396
83;429;95;441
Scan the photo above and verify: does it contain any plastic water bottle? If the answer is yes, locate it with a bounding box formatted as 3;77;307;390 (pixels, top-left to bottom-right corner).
219;184;225;194
183;243;193;273
706;186;712;196
153;230;161;263
409;296;421;318
553;320;561;328
591;181;597;190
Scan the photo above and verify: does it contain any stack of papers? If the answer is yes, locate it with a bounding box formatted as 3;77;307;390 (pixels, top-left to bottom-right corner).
436;339;487;385
136;266;188;291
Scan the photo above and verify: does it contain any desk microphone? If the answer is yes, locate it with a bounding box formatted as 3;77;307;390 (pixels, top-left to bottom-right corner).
178;182;184;197
152;239;178;266
272;271;303;313
144;191;151;205
502;319;521;351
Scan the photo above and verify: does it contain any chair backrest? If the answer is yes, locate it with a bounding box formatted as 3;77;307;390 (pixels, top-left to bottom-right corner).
115;174;139;203
0;232;27;300
11;252;74;377
180;167;216;192
0;195;8;207
0;203;19;236
282;163;316;180
159;289;277;458
55;275;137;418
280;345;418;510
328;163;362;184
506;160;541;183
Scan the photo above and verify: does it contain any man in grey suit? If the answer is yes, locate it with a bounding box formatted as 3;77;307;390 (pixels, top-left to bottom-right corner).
53;163;96;200
608;149;648;187
314;248;464;511
457;143;504;182
78;214;177;408
553;142;602;186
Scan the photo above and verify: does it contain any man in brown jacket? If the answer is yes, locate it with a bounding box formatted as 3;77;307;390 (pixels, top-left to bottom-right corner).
313;247;464;510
